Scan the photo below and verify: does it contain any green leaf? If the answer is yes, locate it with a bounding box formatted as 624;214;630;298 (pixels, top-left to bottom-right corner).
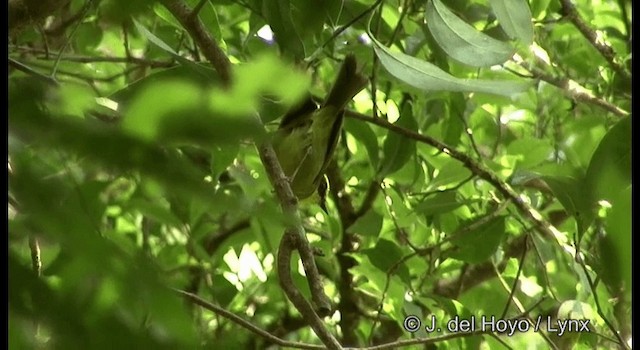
290;0;339;41
349;257;391;296
541;175;594;236
379;102;417;177
109;65;220;108
262;0;305;60
585;117;631;203
415;191;465;216
600;185;631;292
443;93;466;147
122;79;201;141
155;1;224;47
10;103;216;202
427;158;472;190
128;197;183;228
506;137;553;169
210;54;310;116
557;300;595;320
347;210;383;238
426;0;515;67
361;239;411;285
153;3;182;29
344;118;380;170
193;0;224;46
211;143;239;181
209;272;239;307
75;21;104;52
50;83;96;119
122;78;264;146
450;215;506;263
530;0;553;20
489;0;534;45
134;19;184;58
133;19;215;79
370;35;532;97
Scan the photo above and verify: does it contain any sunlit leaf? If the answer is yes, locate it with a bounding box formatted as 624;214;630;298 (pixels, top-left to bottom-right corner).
379;102;417;177
370;35;532;97
489;0;534;44
541;175;593;237
426;0;515;66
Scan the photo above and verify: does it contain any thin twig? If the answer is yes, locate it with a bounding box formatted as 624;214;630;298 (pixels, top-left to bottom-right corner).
173;288;327;350
321;0;384;50
355;180;381;218
346;110;572;255
50;0;93;79
190;0;208;18
15;51;176;68
367;248;419;344
576;257;628;348
8;57;59;85
499;236;528;319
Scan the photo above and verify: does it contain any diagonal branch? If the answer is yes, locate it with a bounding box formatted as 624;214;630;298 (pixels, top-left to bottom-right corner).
346;111;570;255
558;0;630;81
173;288;326;350
520;64;629;117
161;0;231;85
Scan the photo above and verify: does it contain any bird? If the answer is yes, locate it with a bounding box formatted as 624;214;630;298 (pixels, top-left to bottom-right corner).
272;54;368;200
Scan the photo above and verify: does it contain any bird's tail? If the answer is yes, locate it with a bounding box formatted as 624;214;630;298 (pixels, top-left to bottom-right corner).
323;54;368;111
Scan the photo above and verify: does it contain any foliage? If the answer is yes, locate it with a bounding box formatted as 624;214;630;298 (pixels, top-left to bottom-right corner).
9;0;630;349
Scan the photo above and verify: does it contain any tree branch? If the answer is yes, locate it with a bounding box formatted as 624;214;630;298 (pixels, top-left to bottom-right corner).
160;0;231;85
519;64;629;117
10;46;176;68
346;111;571;257
558;0;630;81
257;143;333;317
258;140;339;348
161;1;337;346
276;234;342;349
173;288;326;350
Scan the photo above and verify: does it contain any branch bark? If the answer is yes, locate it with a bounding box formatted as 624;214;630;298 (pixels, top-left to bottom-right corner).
558;0;630;81
174;289;326;350
257;144;333;318
346;111;571;257
161;1;339;347
161;0;231;85
521;64;629;118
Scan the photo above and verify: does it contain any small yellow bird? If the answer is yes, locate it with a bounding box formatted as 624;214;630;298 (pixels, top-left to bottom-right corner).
272;55;367;200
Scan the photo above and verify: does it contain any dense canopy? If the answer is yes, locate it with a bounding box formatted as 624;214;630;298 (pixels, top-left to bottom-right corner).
9;0;630;349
